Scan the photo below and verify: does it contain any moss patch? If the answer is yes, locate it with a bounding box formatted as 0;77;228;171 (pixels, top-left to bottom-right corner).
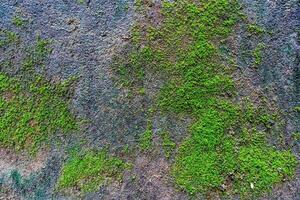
0;30;20;47
12;15;26;27
139;129;153;151
57;150;127;194
114;0;297;197
161;131;176;159
0;72;77;153
247;24;265;35
0;29;77;153
253;43;265;66
294;106;300;112
237;146;297;195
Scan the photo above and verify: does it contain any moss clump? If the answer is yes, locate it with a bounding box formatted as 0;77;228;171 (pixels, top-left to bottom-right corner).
12;15;26;27
139;129;153;151
139;2;245;194
253;43;265;66
0;30;20;47
76;0;86;5
161;131;176;158
57;150;127;193
173;108;238;194
294;106;300;112
247;24;265;35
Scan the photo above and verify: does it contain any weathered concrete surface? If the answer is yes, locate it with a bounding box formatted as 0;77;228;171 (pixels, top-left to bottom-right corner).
0;0;299;199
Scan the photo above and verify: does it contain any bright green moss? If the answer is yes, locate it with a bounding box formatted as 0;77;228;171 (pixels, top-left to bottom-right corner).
173;110;239;194
237;146;297;195
139;129;153;151
0;72;77;153
114;0;297;197
57;150;127;193
174;150;223;194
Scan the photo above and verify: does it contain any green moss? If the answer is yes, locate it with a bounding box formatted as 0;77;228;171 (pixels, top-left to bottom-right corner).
173;108;238;194
138;87;146;95
174;150;223;194
161;131;176;158
0;72;77;153
0;33;77;154
237;146;297;195
114;0;297;197
253;43;265;66
57;150;127;193
135;0;142;8
121;144;131;155
0;30;20;47
113;46;156;89
35;37;52;60
294;106;300;112
12;16;26;27
292;132;300;141
247;24;265;35
139;129;153;151
76;0;86;4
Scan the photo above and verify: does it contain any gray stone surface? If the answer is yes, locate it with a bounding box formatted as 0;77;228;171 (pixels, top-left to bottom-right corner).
238;1;299;199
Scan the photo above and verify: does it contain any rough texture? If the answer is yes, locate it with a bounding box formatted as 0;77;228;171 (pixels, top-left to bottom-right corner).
0;0;299;199
238;0;300;199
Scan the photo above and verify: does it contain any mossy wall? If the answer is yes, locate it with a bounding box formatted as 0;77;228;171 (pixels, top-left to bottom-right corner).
113;0;299;198
0;0;299;199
